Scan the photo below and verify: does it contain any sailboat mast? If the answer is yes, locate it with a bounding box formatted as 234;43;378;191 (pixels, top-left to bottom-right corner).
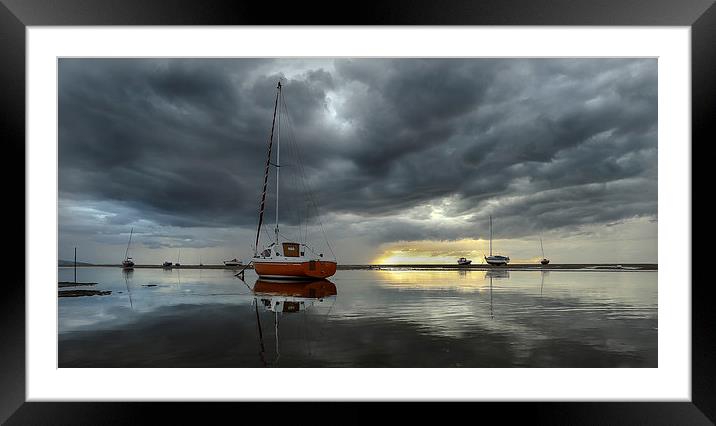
540;238;545;258
275;83;281;245
254;82;282;254
489;216;492;256
125;227;133;260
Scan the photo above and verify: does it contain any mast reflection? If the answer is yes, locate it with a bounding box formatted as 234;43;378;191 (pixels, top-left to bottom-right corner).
484;269;509;319
251;278;337;366
485;269;510;280
122;268;134;310
540;270;549;297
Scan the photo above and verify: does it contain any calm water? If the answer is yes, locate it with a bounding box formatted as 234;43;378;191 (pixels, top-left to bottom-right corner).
58;267;657;367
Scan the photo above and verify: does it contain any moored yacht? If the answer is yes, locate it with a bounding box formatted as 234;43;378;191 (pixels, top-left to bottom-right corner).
484;216;510;266
250;81;337;280
539;238;550;265
254;242;337;279
121;228;135;269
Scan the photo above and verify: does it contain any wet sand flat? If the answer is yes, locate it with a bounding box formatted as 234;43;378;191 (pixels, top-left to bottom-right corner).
61;263;657;271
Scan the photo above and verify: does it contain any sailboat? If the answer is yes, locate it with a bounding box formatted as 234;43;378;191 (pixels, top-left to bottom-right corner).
251;81;337;280
539;238;550;265
484;215;510;266
121;227;135;269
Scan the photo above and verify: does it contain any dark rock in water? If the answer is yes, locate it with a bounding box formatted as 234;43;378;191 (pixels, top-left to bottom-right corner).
142;284;158;287
58;282;98;288
59;290;111;297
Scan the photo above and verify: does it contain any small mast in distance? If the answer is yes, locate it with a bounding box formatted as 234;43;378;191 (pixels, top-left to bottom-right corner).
122;227;135;269
539;238;550;265
484;215;510;266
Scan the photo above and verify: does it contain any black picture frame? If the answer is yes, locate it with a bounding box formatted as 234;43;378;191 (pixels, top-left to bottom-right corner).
2;0;711;423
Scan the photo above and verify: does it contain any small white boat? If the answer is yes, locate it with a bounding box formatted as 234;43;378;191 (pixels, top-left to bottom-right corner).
162;261;173;268
224;258;243;267
485;255;510;266
457;257;472;265
484;216;510;266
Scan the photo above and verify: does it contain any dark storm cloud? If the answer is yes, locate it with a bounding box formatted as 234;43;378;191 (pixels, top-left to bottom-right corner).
60;59;319;225
59;58;657;244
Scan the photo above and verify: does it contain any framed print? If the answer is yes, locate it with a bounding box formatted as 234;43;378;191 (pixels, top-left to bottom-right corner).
2;0;713;423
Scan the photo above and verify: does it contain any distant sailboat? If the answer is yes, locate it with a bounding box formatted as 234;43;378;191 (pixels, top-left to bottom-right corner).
251;81;337;279
175;248;181;267
484;215;510;266
539;238;550;265
121;227;135;269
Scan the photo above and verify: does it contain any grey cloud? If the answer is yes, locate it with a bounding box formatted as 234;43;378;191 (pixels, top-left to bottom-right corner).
59;58;657;252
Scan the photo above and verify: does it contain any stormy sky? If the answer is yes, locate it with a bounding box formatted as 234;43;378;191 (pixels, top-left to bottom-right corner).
58;58;657;264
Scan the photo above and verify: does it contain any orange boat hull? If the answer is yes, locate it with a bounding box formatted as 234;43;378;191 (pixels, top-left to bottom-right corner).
253;260;337;279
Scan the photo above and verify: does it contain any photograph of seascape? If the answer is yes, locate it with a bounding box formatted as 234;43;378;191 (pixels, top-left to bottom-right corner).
58;58;657;368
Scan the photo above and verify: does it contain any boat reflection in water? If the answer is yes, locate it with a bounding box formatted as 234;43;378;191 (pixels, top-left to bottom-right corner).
251;279;337;366
254;279;337;313
485;269;510;280
121;268;134;309
540;270;549;297
484;270;509;319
